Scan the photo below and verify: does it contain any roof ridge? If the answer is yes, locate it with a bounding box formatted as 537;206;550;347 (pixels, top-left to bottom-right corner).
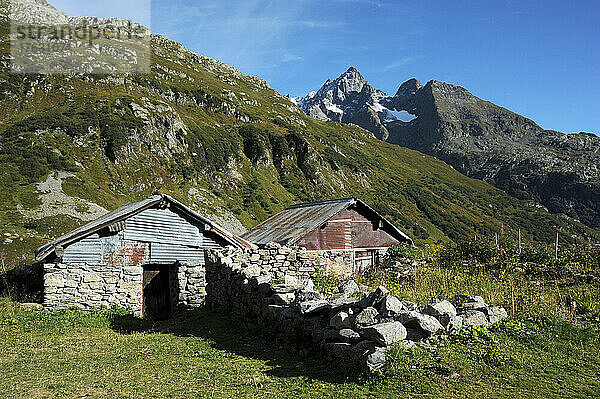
286;197;355;209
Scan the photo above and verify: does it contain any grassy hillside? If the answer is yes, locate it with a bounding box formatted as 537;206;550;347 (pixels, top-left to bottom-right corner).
0;20;598;263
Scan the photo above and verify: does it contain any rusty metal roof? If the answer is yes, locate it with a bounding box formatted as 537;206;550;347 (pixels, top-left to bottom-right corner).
35;194;255;262
241;198;413;246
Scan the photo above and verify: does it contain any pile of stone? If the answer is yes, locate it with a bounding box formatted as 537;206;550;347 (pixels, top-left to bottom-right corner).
206;248;508;374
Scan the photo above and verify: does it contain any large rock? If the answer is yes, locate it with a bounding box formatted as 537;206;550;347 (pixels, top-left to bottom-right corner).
296;290;323;302
272;292;295;306
298;299;330;315
439;314;463;333
364;347;387;373
397;311;444;336
330;310;354;330
338;279;360;295
482;306;508;325
354;307;379;327
338;328;362;342
362;322;407;346
423;300;457;319
357;286;389;308
460;309;490;327
379;295;404;318
452;294;486;310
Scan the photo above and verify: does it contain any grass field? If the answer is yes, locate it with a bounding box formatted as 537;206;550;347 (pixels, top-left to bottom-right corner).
1;296;599;398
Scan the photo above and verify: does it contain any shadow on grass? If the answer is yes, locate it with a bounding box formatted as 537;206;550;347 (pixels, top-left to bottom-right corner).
109;308;362;384
0;263;43;303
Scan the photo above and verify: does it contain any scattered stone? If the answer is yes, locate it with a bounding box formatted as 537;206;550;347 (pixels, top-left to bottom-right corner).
362;322;407;346
481;306;508;324
354;306;379;327
298;299;330;315
379;295;404;318
423;300;457;319
330;310;354;330
338;279;360;295
357;286;389;308
460;309;490;327
338;328;361;342
405;327;428;342
241;265;261;279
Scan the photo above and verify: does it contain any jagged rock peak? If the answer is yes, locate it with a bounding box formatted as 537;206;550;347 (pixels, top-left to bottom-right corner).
330;66;368;94
394;78;422;97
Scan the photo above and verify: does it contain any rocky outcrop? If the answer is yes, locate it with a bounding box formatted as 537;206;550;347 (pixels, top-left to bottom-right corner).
206;246;508;374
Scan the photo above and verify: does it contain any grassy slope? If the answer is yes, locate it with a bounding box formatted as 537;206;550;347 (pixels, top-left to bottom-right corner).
1;24;598;263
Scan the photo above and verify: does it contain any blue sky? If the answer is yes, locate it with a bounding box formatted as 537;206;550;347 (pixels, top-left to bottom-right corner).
52;0;599;134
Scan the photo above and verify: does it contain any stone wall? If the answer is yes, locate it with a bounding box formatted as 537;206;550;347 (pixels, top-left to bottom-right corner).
44;261;207;315
205;246;509;374
175;261;206;308
44;262;143;315
223;242;355;280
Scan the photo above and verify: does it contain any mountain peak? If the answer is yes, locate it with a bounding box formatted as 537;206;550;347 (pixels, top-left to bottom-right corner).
394;78;422;98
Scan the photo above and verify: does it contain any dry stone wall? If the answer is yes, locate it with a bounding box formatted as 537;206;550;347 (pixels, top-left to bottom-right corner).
44;260;208;315
206;245;509;374
44;262;144;315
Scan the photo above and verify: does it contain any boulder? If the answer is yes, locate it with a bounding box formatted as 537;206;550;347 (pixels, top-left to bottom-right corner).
482;306;508;325
398;311;444;336
329;296;357;312
298;299;330;315
460;309;490;327
296;290;323;302
405;327;427;342
330;310;354;330
364;347;387;373
401;300;418;311
439;314;463;333
302;279;315;291
272;292;295;306
325;342;353;360
362;321;407;346
354;307;379;327
423;300;457;319
452;294;487;310
357;286;389;308
338;279;360;295
338;328;361;342
379;295;404;318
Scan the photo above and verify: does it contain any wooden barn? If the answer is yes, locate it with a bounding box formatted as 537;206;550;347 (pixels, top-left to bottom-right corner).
241;198;413;272
36;194;254;319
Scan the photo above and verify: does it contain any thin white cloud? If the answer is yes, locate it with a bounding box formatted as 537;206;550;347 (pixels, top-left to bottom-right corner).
381;55;425;72
282;53;303;62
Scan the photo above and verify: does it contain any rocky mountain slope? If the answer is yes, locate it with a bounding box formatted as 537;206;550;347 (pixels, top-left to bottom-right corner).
1;0;598;262
295;69;600;229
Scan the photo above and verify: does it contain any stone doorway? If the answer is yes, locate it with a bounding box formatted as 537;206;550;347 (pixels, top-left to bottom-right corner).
142;265;171;320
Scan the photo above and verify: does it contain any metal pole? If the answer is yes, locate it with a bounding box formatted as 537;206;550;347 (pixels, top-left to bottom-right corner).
518;229;521;256
555;231;559;260
495;232;498;249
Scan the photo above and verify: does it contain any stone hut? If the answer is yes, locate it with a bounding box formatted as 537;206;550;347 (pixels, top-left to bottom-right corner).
35;194;254;318
241;198;413;274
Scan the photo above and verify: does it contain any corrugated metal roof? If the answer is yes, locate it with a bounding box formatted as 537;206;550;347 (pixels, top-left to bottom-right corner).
35;194;255;262
241;198;413;247
241;198;354;246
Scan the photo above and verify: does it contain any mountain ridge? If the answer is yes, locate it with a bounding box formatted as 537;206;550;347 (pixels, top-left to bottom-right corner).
294;68;600;228
1;0;599;263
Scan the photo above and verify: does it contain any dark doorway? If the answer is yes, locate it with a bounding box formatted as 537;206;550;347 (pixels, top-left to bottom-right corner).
142;265;171;320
